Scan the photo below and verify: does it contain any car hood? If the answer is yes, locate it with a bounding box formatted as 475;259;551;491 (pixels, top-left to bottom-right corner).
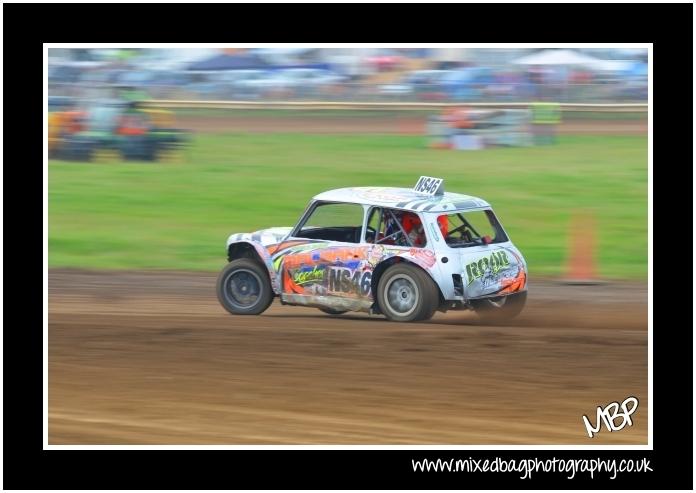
226;227;292;248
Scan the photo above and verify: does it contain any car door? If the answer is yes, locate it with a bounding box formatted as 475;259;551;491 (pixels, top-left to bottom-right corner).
276;202;374;307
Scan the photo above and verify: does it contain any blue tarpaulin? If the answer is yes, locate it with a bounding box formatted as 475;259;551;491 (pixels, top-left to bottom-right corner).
188;53;333;72
188;53;269;71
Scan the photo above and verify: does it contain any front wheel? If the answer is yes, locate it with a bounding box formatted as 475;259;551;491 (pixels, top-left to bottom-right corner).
376;264;439;322
217;259;274;315
471;291;527;321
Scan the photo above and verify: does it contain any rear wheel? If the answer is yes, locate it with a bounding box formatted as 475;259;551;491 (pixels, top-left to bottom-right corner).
376;264;439;322
217;259;274;315
471;291;527;321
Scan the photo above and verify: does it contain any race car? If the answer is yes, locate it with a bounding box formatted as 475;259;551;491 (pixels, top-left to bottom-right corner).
217;176;527;322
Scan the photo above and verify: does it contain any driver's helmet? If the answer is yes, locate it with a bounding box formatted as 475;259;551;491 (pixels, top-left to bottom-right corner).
437;215;449;238
401;212;425;247
401;212;420;233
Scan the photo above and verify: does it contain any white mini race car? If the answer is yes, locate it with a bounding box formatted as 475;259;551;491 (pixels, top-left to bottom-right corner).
217;176;528;322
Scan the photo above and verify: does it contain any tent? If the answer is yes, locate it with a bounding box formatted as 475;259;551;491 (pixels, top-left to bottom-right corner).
188;53;270;71
512;49;604;67
626;61;647;77
588;59;634;72
188;53;333;72
143;49;220;71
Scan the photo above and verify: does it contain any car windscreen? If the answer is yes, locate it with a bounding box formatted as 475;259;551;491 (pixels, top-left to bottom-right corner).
438;210;508;248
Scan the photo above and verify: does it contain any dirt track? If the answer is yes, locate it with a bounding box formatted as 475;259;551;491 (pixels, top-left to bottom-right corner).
49;269;648;445
176;115;647;135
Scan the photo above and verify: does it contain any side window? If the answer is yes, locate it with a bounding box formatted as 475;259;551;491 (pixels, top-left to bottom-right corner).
296;202;365;244
365;207;427;247
438;210;508;247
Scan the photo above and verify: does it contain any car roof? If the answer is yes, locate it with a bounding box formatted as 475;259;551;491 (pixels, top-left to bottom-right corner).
312;187;490;213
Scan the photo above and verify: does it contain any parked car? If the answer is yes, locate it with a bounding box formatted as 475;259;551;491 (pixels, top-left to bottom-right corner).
57;100;188;161
440;67;496;101
48;65;83;84
378;70;452;97
217;176;528;322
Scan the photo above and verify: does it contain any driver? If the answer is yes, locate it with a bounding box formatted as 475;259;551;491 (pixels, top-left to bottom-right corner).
379;210;426;247
401;211;426;247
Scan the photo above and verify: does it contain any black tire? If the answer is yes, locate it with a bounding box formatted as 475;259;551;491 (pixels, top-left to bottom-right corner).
318;307;348;315
376;264;439;322
217;259;274;315
471;290;527;321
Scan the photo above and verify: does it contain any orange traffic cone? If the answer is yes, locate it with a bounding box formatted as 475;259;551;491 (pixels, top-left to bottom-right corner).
563;210;602;284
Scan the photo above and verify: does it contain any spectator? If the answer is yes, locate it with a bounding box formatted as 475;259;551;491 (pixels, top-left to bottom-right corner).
530;101;562;145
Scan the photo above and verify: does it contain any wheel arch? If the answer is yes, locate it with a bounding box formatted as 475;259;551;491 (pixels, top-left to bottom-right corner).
370;257;444;312
227;241;280;294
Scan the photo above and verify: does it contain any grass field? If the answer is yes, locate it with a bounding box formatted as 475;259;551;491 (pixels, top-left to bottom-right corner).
48;133;647;278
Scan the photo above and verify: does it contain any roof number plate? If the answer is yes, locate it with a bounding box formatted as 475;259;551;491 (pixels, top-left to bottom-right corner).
414;176;444;196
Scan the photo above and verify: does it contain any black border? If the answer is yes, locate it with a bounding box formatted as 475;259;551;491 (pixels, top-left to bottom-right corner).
4;2;693;489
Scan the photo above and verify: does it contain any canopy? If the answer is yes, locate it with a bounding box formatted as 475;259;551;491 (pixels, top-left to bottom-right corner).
588;59;634;72
122;49;221;71
512;49;604;67
626;61;647;77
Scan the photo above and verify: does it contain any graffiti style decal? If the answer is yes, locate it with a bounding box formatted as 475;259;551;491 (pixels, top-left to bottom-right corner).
271;241;327;271
327;267;372;296
407;248;437;268
282;262;371;297
293;265;326;286
277;242;438;300
248;242;279;292
464;248;526;297
281;244;374;299
281;244;366;271
366;244;387;269
465;251;511;286
497;266;527;295
267;240;313;255
227;227;296;294
495;249;527;295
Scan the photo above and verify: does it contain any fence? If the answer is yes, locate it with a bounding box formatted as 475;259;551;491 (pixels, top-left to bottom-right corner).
133;100;647;113
48;80;648;106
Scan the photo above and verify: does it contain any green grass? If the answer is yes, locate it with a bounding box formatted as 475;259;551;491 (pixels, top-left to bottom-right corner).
49;133;647;278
